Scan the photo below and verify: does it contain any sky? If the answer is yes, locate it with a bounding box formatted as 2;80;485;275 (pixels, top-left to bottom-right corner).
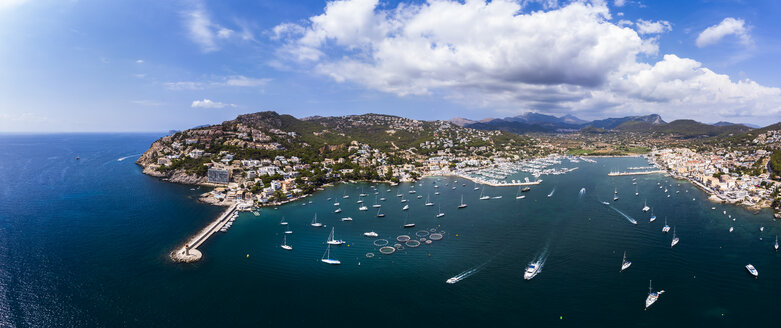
1;0;780;132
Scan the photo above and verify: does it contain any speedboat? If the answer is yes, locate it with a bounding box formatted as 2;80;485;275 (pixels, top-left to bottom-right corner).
363;231;378;237
446;277;458;284
746;264;758;277
524;261;541;280
601;201;610;205
645;280;665;309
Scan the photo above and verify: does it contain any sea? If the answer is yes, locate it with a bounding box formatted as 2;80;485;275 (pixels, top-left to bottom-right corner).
0;133;779;327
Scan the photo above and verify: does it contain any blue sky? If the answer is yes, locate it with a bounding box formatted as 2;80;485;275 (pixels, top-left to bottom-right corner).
1;0;780;132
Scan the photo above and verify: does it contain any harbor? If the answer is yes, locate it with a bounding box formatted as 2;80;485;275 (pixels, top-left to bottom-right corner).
171;202;239;262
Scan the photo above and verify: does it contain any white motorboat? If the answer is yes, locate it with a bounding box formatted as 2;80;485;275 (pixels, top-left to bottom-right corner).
642;200;650;212
358;205;368;211
760;227;764;232
363;231;378;237
321;244;341;265
523;261;541;280
746;264;758;277
620;251;631;271
333;202;340;206
729;226;734;233
601;201;610;205
645;280;664;309
310;214;322;227
446;277;458;284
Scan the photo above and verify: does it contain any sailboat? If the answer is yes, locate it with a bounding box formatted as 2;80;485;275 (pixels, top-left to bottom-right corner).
775;236;779;251
372;196;381;208
642;200;650;212
310;213;322;227
334;208;342;213
436;204;445;218
620;251;631;271
377;208;385;217
671;227;679;247
321;244;341;265
479;188;490;200
326;227;345;245
662;218;670;233
645;280;665;309
635;185;639;196
613;188;619;201
649;208;656;222
458;195;468;208
425;194;434;206
280;217;288;225
729;226;734;233
473;182;479;191
403;213;415;228
358;205;368;211
515;186;526;199
281;235;292;250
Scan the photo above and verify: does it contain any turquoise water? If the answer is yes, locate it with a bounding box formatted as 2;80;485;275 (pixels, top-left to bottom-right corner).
0;134;779;327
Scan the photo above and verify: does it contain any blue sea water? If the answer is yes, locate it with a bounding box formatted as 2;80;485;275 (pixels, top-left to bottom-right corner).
0;133;779;327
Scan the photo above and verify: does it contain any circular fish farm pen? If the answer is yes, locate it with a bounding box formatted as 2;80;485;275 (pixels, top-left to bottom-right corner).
429;233;443;241
394;243;404;250
416;230;430;238
396;235;411;242
379;246;395;255
365;252;375;258
373;239;389;247
419;237;427;242
405;240;421;248
429;228;437;233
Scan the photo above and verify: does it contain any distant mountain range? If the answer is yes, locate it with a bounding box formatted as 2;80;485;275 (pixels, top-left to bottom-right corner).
450;112;757;136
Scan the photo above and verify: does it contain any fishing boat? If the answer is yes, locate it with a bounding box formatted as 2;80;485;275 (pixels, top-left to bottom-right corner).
363;231;378;237
620;251;631;271
326;227;345;245
479;188;490;200
425;194;434;206
376;208;385;217
436;204;445;218
746;264;758;277
642;200;650;212
321;244;341;265
310;214;322;227
671;227;679;247
458;195;468;208
281;235;292;250
662;218;670;233
523;261;541;280
645;280;664;309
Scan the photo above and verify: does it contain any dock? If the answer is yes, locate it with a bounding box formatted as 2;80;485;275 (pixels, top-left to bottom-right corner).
607;170;665;176
171;202;238;263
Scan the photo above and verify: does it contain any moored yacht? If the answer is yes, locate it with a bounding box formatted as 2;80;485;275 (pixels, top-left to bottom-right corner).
281;235;292;251
621;251;631;271
662;218;670;233
358;205;368;211
425;194;434;206
436;205;445;218
649;209;656;223
340;217;353;222
310;213;322;227
402;204;409;210
729;226;734;233
746;264;758;277
326;227;345;245
363;231;378;237
645;280;665;309
671;227;679;247
334;208;342;213
642;200;650;212
458;195;468;208
479;188;490;200
321;244;340;265
775;235;779;251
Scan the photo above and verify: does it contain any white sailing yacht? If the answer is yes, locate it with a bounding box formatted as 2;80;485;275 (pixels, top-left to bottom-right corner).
649;208;656;223
402;204;409;210
310;213;322;227
635;185;639;196
515;186;526;199
326;227;345;245
358;205;368;211
436;204;445;218
479;188;490;200
645;280;664;309
613;187;619;201
363;231;378;237
671;227;679;247
425;194;434;206
377;208;385;217
281;235;292;250
280;217;288;225
403;213;415;228
642;200;650;212
458;195;468;208
620;251;631;271
372;196;381;208
321;244;340;265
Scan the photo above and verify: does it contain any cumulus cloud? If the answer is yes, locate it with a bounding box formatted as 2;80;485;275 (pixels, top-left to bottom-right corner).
191;99;235;109
696;17;751;48
225;75;271;87
182;1;254;52
635;19;672;34
614;0;626;7
272;0;780;122
165;75;270;90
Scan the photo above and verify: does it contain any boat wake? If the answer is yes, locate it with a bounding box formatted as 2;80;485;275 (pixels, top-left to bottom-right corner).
446;255;497;284
578;187;586;198
609;205;637;225
547;187;556;197
525;248;549;280
117;154;141;162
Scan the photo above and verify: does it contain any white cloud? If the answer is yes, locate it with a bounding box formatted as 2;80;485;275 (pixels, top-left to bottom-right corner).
136;59;144;64
224;75;271;87
191;99;235;109
0;0;28;10
183;1;238;52
165;81;204;90
614;0;626;7
165;75;270;90
131;100;164;106
635;19;671;34
273;0;781;123
696;17;751;48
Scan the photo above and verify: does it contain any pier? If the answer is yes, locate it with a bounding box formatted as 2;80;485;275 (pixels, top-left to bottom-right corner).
171;202;238;263
607;170;665;176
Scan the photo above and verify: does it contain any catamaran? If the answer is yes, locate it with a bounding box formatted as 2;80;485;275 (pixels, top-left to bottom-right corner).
746;264;758;277
326;227;345;245
436;204;445;218
425;194;434;206
321;244;340;265
642;200;650;212
662;218;670;233
645;280;664;309
458;195;468;208
281;235;292;250
310;213;322;227
621;251;632;271
671;227;679;247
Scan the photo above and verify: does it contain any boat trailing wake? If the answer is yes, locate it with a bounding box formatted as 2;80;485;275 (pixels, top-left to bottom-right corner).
609;205;637;225
117;154;141;162
446;254;499;284
547;187;555;197
578;187;586;198
526;247;549;280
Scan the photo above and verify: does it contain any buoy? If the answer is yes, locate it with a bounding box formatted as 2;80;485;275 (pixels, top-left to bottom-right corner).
246;254;250;258
428;253;431;257
560;316;563;320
